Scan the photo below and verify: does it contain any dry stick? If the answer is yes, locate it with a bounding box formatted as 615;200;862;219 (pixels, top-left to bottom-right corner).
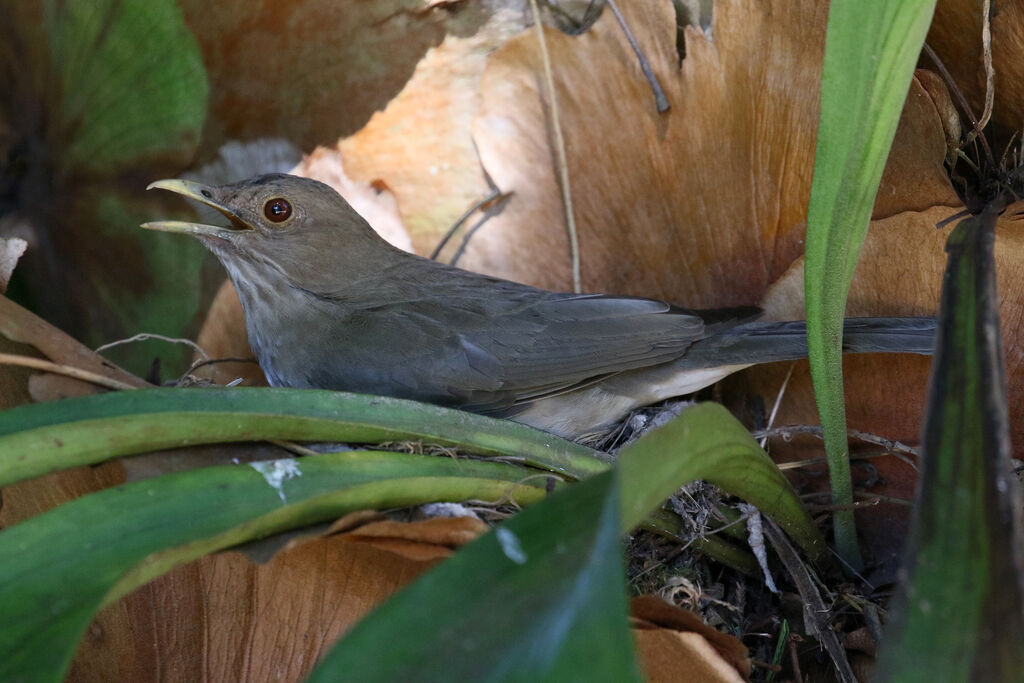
0;353;139;391
754;424;919;471
447;193;513;267
778;449;918;473
751;424;920;457
966;0;994;145
922;43;995;170
788;634;805;683
449;217;491;268
606;0;670;113
801;490;911;507
429;190;507;261
528;0;581;293
764;519;857;683
805;498;882;513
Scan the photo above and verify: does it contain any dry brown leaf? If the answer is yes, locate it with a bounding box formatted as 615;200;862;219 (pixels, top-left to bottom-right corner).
333;515;490;560
66;512;753;682
0;462;126;530
28;373;109;402
468;0;823;299
68;516;484;683
466;2;958;301
635;630;747;683
0;336;35;411
927;0;1024;148
756;205;1024;445
631;594;752;681
181;0;491;157
334;7;527;251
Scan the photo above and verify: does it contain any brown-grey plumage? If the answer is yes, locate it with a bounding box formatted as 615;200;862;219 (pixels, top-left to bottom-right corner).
143;173;935;440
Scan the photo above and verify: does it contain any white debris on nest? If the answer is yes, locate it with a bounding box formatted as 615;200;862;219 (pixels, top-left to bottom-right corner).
420;502;481;520
617;399;697;449
249;458;302;502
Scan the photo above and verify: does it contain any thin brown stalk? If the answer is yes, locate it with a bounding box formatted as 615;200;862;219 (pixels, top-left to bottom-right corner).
0;352;139;391
529;0;581;292
607;0;670;112
966;0;994;145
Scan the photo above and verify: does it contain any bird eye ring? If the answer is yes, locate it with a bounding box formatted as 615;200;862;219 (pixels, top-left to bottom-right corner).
263;198;292;223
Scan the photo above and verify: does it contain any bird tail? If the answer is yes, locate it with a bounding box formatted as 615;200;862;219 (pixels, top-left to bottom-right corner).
680;317;936;369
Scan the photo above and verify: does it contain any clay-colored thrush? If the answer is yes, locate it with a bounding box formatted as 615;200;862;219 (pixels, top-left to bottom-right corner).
142;174;934;440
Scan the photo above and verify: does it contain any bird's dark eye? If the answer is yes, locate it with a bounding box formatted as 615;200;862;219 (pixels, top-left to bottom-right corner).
263;198;292;223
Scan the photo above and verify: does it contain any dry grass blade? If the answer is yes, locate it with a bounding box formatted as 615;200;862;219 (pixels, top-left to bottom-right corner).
763;519;856;683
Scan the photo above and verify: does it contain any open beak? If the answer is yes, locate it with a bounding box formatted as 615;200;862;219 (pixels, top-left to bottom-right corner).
141;179;254;238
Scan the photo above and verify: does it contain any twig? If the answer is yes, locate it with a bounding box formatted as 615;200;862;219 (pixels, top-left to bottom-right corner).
96;332;209;360
764;519;857;683
777;449;917;473
529;0;581;293
788;634;805;683
922;43;995;170
449;217;490;267
804;497;882;512
180;356;258;375
606;0;670;112
429;190;509;261
0;352;139;391
751;424;920;457
801;491;911;509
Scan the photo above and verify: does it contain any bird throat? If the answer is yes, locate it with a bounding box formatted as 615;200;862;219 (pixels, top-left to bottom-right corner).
220;253;320;388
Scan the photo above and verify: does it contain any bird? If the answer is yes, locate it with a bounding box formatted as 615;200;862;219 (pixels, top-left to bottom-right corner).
142;173;935;441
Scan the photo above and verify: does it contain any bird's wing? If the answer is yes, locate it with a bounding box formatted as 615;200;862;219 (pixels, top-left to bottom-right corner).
340;290;727;413
308;257;756;413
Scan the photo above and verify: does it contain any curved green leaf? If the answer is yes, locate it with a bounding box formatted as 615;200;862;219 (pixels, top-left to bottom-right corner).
618;402;828;566
876;211;1024;681
0;387;609;487
0;450;549;683
311;402;814;682
804;0;937;566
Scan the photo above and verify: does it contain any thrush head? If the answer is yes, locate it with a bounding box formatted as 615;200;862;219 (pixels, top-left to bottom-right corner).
142;173;388;291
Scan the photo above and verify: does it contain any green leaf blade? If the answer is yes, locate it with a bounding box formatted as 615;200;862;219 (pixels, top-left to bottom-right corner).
804;0;938;566
876;211;1024;682
617;402;827;566
0;450;548;683
307;470;641;683
0;387;609;487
